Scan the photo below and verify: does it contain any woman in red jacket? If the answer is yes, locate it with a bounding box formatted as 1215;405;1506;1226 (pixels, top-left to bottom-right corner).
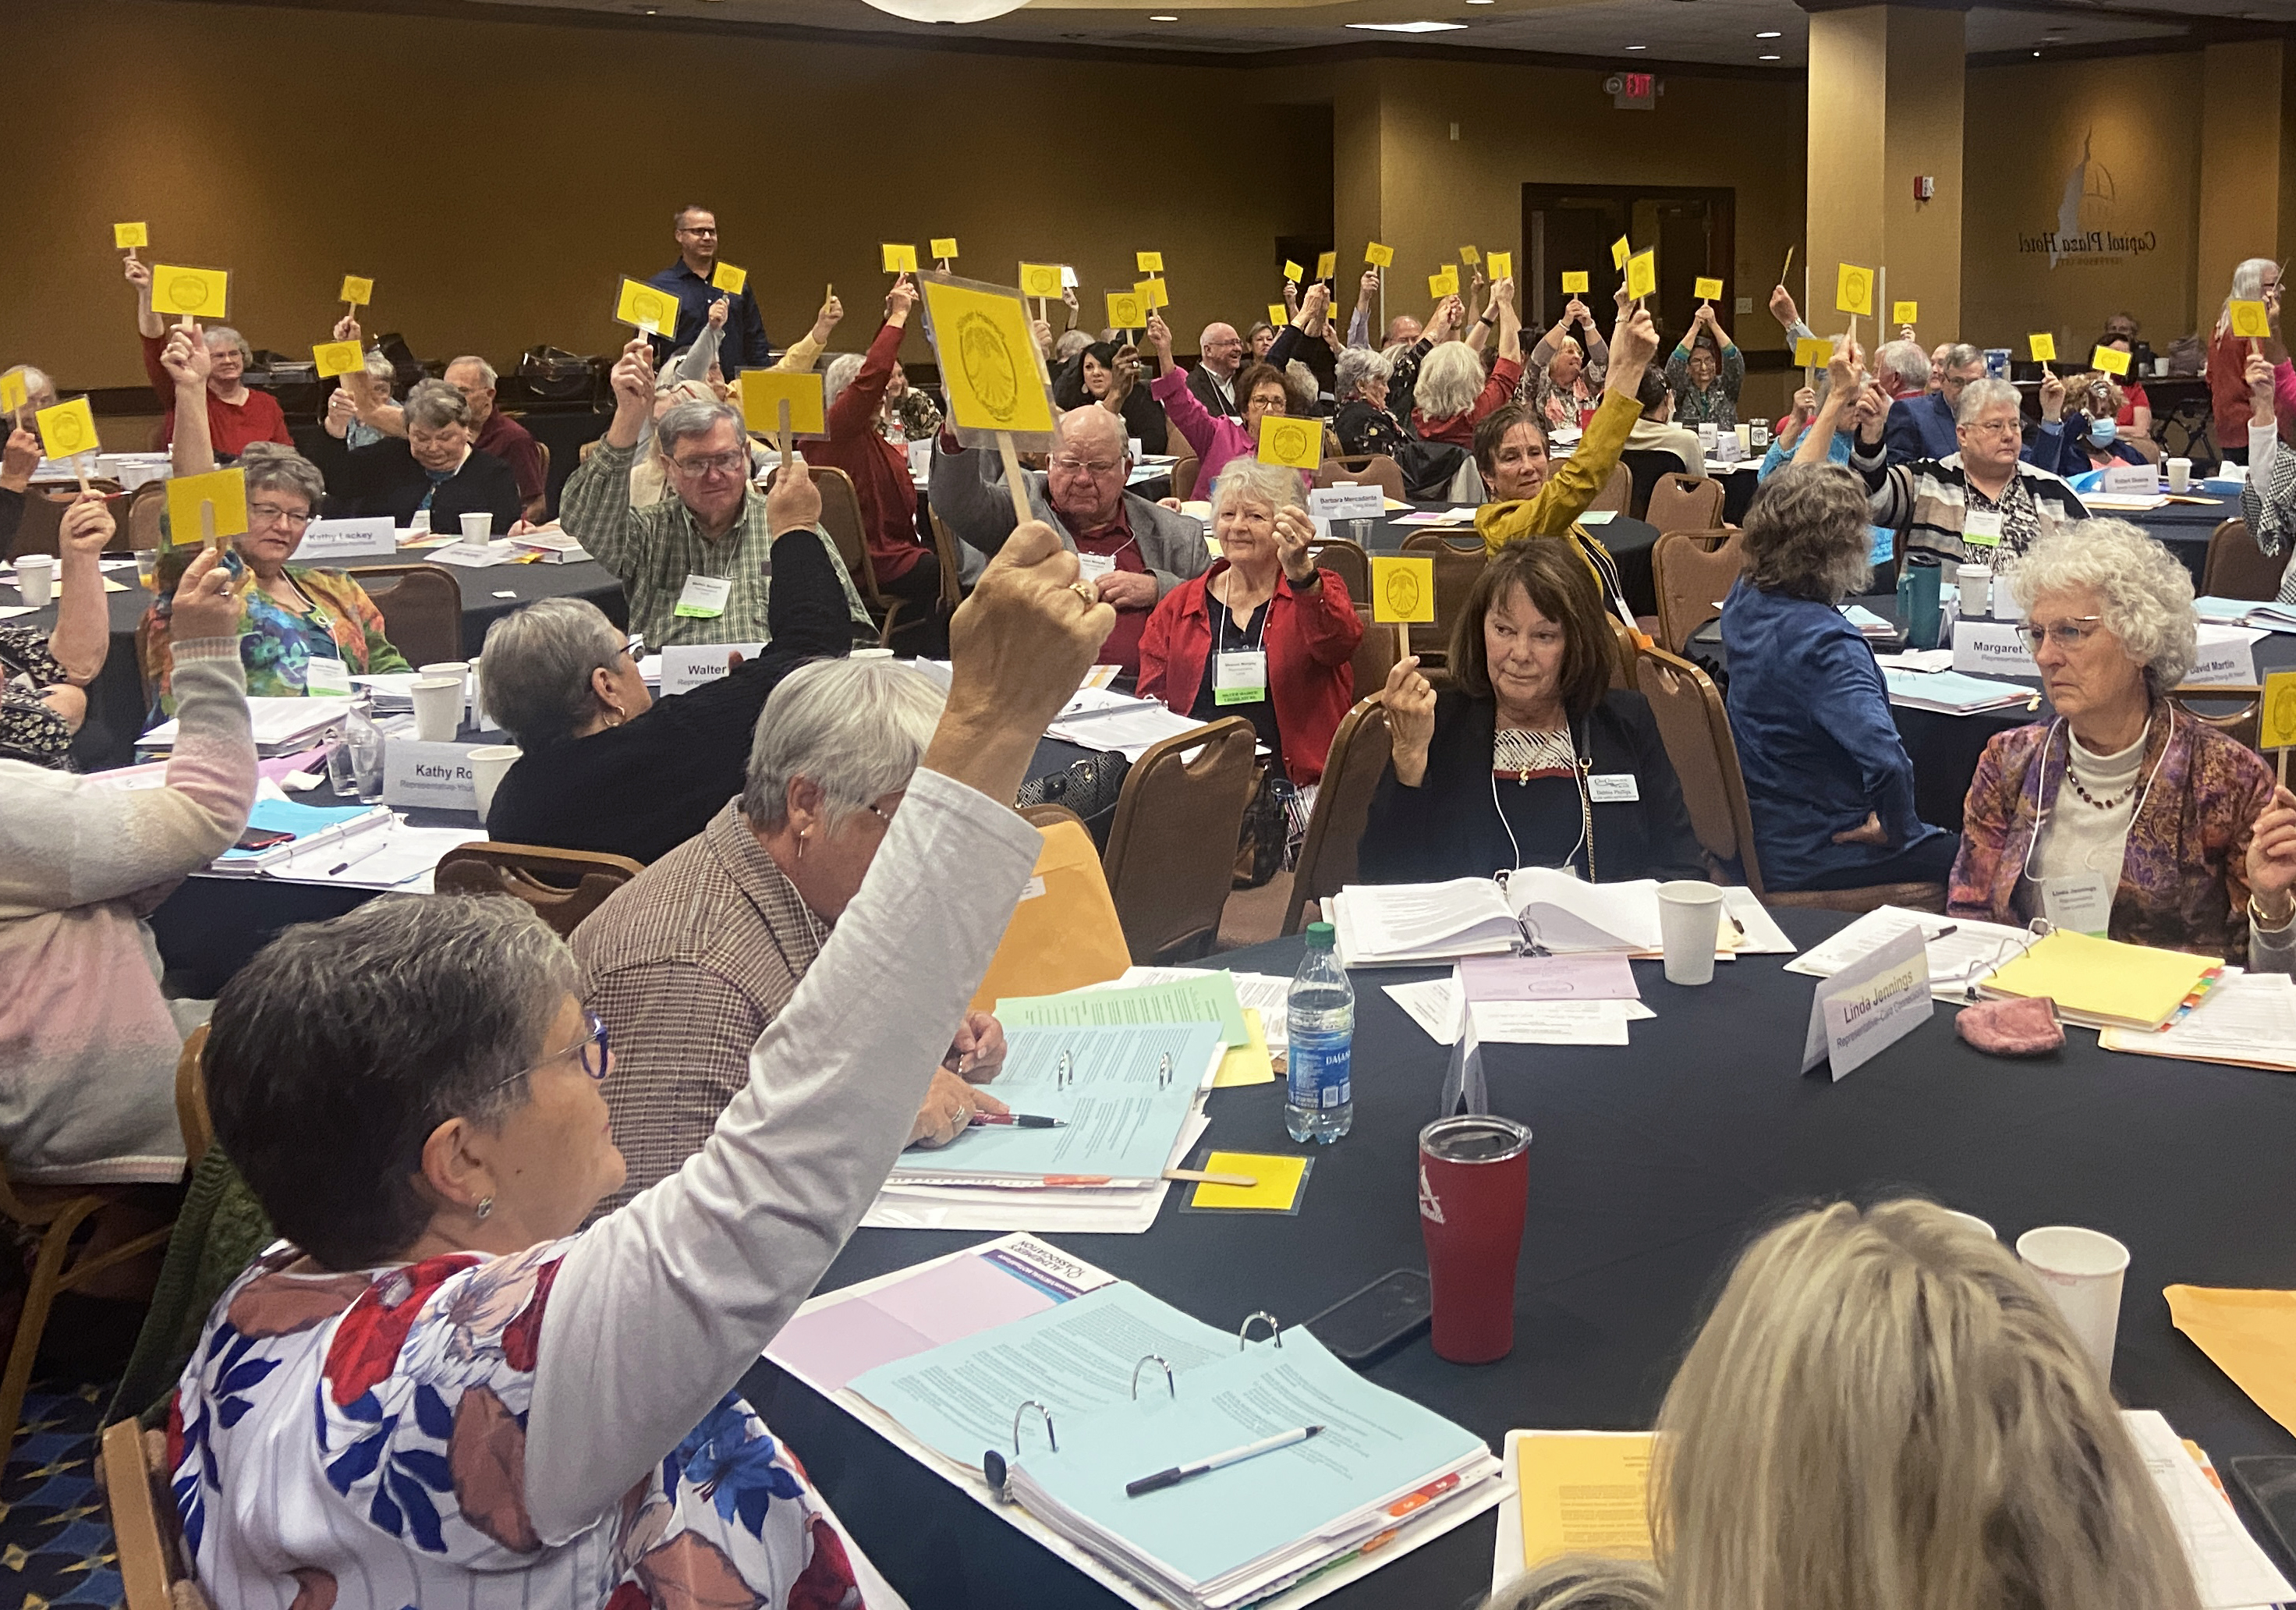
808;275;941;612
126;259;292;456
1139;457;1362;789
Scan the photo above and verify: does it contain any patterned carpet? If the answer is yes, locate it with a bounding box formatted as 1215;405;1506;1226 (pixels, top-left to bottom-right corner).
0;1381;124;1610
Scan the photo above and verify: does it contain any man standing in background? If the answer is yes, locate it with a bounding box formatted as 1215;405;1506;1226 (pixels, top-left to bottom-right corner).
647;205;773;374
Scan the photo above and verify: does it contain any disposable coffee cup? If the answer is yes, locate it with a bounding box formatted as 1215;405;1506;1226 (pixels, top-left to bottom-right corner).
459;512;494;542
1418;1115;1532;1364
420;660;470;711
2016;1225;2129;1374
410;676;465;743
1734;423;1752;455
1957;563;1992;619
466;743;521;825
2167;456;2191;493
1942;1208;1997;1239
1656;879;1725;986
13;554;54;607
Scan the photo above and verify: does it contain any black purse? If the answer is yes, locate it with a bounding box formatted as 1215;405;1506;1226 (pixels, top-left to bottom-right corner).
1015;750;1131;846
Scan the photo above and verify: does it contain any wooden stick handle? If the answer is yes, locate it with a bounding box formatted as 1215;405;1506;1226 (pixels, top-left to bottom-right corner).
1164;1168;1258;1187
778;399;793;474
2280;745;2287;789
200;500;219;553
996;432;1034;526
1394;621;1409;662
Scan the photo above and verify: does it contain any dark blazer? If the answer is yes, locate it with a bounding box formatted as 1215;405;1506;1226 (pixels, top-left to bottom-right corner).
1188;363;1242;421
1358;688;1706;885
317;438;524;537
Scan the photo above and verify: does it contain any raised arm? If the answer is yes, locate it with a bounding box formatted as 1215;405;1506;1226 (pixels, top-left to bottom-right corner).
826;279;913;444
48;495;112;686
555;338;655;574
1145;313;1219;462
773;293;844;374
165;320;218;478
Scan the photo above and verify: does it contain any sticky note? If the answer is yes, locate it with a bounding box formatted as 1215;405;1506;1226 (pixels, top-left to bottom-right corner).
930;237;960;260
917;277;1058;437
165;467;249;548
1211;1010;1276;1089
1694;276;1724;300
1316;250;1336;280
1136;250;1164;273
615;276;677;336
2092;343;2133;377
1139;277;1171;310
339;275;373;306
1561;270;1589;294
1268;303;1291;330
2028;333;2057;363
710;262;747;296
1625;250;1656;303
34;397;99;461
1189;1151;1307;1210
1460;245;1480;265
737;368;827;438
1893;300;1919;325
1487;251;1512;282
878;243;916;275
114;222;147;250
1836;262;1874;317
1365;242;1394;268
2265;671;2296;750
1257;413;1322;470
312;339;366;379
1283;260;1304;284
1428;267;1460;300
1795;336;1832;368
1373;555;1437;624
2230;300;2273;340
1018;261;1065;299
1610;236;1631;269
151;264;229;319
0;371;25;414
1107;291;1146;329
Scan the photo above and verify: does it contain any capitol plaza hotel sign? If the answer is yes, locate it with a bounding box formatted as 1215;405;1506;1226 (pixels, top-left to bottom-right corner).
2019;134;2156;266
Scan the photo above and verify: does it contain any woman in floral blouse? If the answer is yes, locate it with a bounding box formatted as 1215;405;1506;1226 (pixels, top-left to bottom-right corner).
1520;296;1608;432
1664;303;1745;429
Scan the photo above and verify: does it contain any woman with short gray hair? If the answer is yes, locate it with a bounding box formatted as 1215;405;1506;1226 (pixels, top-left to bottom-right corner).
1411;277;1522;448
329;374;524;535
1951;519;2296;966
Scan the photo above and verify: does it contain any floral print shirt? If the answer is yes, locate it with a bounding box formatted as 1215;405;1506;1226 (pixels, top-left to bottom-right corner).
140;565;412;718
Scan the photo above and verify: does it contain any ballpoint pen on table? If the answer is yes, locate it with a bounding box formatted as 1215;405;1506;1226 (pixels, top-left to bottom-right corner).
967;1112;1066;1129
1126;1425;1323;1497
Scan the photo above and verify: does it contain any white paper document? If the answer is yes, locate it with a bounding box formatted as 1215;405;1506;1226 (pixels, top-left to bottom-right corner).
2099;970;2296;1069
2124;1409;2294;1609
1384;975;1654;1046
1784;905;2033;999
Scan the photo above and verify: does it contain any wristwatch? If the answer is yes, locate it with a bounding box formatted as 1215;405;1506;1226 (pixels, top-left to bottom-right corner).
1477;314;1497;328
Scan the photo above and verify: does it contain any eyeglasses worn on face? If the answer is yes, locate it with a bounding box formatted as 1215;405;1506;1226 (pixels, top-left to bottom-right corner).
867;790;905;826
1050;456;1121;477
2015;616;2102;652
477;1009;611;1103
249;503;313;529
672;451;747;478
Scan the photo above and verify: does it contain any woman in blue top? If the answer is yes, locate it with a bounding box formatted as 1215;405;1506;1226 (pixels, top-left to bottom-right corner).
1720;462;1958;892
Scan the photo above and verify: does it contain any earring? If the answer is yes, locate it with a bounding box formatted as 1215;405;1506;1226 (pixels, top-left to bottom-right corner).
474;1195;494;1221
795;829;806;860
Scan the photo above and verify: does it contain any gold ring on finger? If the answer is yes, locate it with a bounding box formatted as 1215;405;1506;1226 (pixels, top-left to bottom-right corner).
1072;580;1099;605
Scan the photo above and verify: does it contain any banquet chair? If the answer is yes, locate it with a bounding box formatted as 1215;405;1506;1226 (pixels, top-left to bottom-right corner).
1651;528;1746;654
1399;530;1486;666
1100;717;1257;963
126;483;165;551
812;464;931;650
2170;683;2262;753
926;509;968;608
1620;449;1684;520
434;842;644;938
2199;519;2289;602
1644;473;1724;534
101;1417;209;1610
1306;536;1369;602
1171;455;1201;502
1634;644;1945;914
1586;461;1633;515
1348;604;1402;700
1283;697;1392;936
345;563;466;665
1315;455;1405;502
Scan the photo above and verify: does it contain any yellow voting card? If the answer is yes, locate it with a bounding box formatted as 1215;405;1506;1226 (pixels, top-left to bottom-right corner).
1625;250;1656;303
1316;250;1337;280
1282;260;1304;284
1373;555;1437;624
312;339;365;379
1258;413;1322;470
2265;670;2296;750
34;397;98;461
1428;267;1460;300
615;277;676;336
738;368;827;439
1365;241;1394;268
710;262;747;296
1893;300;1919;325
166;467;248;548
1139;277;1171;310
2165;1286;2296;1438
1837;262;1874;317
1610;236;1631;269
339;275;373;306
151;264;228;320
0;371;26;415
1189;1151;1306;1211
1560;270;1589;294
1487;251;1512;282
1458;245;1480;265
930;237;960;261
1018;261;1065;299
881;243;918;274
1795;336;1831;368
1517;1433;1654;1569
1211;1010;1276;1089
920;277;1058;437
2029;333;2057;363
114;222;148;250
1136;250;1164;273
1107;291;1146;329
1694;275;1724;300
2231;300;2273;339
1267;303;1291;330
2092;343;2133;377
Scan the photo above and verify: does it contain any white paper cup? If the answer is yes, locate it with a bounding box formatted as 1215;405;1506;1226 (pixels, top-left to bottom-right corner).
1941;1209;1997;1240
2167;456;2191;492
13;554;54;607
459;511;494;542
411;676;465;743
1957;563;1992;618
466;743;521;824
2016;1225;2130;1374
1734;423;1752;454
1656;880;1726;986
420;660;470;713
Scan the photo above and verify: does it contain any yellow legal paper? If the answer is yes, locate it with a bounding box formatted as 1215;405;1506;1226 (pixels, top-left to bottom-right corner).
1210;1011;1277;1090
2028;333;2057;363
2092;343;2133;377
1625;250;1656;303
1373;555;1437;624
1517;1433;1654;1569
737;368;827;438
1985;929;2214;1030
1267;303;1291;331
1836;262;1874;317
930;237;960;261
919;277;1058;437
1794;336;1831;368
1610;236;1631;269
1139;278;1171;310
1018;262;1065;299
1315;250;1337;280
1364;242;1394;268
881;243;919;274
166;466;250;548
114;222;148;250
151;264;229;320
1560;270;1589;294
1892;300;1919;325
1282;260;1305;284
1487;251;1512;282
312;339;366;379
1189;1150;1308;1211
2165;1286;2296;1438
339;275;373;306
1257;413;1322;470
1107;291;1146;329
1693;276;1724;300
1136;250;1164;273
615;277;677;336
710;262;747;296
2230;300;2273;340
2263;670;2296;750
1428;267;1460;300
0;371;26;415
34;397;99;462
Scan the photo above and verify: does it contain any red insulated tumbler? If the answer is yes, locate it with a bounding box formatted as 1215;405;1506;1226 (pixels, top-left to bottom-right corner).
1417;1114;1532;1364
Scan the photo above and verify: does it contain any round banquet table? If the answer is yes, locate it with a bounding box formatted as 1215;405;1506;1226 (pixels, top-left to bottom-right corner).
739;917;2296;1608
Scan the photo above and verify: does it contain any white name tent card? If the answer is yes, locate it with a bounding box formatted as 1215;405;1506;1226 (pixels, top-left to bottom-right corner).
382;739;481;813
2101;461;2156;496
661;643;766;697
2188;624;2262;687
1308;484;1384;521
1951;618;2037;679
1801;925;1932;1081
298;516;400;562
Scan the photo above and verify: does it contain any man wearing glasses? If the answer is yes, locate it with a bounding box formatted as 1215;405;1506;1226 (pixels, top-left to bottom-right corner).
559;337;876;649
1189;321;1248;420
1853;376;2089;568
644;205;773;374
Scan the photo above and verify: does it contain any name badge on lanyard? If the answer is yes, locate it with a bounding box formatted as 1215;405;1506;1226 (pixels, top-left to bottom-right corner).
2039;871;2114;936
1587;773;1639;803
304;654;353;697
675;573;732;619
1214;650;1268;706
1075;552;1117;581
1962;507;2005;548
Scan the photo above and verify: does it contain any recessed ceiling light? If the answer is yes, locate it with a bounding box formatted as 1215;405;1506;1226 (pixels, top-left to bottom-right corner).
1755;30;1780;37
1625;42;1646;49
1759;52;1780;59
1346;19;1467;30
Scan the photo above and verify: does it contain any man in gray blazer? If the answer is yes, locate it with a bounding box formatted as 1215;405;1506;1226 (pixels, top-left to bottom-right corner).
930;406;1208;679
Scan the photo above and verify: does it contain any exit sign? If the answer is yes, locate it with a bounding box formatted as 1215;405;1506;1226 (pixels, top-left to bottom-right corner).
1607;70;1656;109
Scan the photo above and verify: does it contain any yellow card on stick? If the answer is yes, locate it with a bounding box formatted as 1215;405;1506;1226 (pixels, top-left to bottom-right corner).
1610;236;1631;269
1139;278;1170;310
2231;300;2273;340
339;275;373;306
1893;300;1919;325
2092;343;2132;377
1267;303;1290;330
312;340;365;379
930;238;960;261
1018;262;1065;299
710;262;747;296
2028;333;2057;363
1560;270;1589;294
1487;251;1512;282
1256;413;1322;470
917;277;1058;439
1372;555;1437;624
1107;291;1146;329
34;397;99;461
1188;1150;1306;1210
1136;250;1164;273
615;277;677;336
151;264;228;320
1694;276;1724;300
2264;670;2296;751
1429;267;1460;300
1794;337;1831;368
1459;245;1480;265
881;243;919;274
0;372;26;415
1315;250;1337;280
1625;250;1656;303
1282;260;1304;284
1365;242;1394;268
737;368;827;439
1836;263;1874;317
166;467;248;548
114;222;147;250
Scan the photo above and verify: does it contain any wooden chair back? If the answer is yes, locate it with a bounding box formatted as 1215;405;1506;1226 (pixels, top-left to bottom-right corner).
1100;717;1258;963
927;509;967;608
175;1024;213;1169
434;842;645;938
126;482;166;552
1316;455;1405;501
7;486;125;561
102;1419;204;1610
1348;604;1401;700
2170;683;2262;752
1586;461;1633;515
578;438;600;468
1644;473;1725;534
1283;697;1392;934
1307;537;1369;601
1635;644;1761;890
1171;455;1201;502
1651;528;1746;654
2200;518;2291;601
811;463;926;647
1398;529;1486;665
344;562;467;665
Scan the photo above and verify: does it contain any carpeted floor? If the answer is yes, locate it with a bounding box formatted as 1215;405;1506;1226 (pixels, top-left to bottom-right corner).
0;1379;124;1609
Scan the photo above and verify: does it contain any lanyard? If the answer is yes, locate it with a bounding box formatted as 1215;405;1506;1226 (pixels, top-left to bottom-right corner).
1490;718;1595;881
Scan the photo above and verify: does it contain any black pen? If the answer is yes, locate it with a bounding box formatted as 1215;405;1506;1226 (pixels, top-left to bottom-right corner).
967;1113;1065;1129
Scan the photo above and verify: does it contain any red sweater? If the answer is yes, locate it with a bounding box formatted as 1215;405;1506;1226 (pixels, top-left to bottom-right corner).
1413;355;1523;446
1139;559;1362;785
140;333;292;456
803;320;927;584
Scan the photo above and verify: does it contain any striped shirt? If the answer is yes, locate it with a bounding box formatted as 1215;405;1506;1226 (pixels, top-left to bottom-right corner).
1851;442;2089;566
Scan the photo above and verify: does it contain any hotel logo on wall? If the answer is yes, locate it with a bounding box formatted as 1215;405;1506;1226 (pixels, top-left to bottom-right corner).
2019;133;2155;267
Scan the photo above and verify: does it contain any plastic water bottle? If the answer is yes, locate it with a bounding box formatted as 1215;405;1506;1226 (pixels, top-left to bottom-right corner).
340;697;386;803
1286;921;1355;1144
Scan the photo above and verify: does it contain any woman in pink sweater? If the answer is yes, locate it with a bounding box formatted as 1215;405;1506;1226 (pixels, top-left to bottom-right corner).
1146;311;1315;494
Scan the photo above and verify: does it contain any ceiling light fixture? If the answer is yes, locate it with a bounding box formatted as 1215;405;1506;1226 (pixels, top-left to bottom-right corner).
859;0;1033;20
1346;19;1468;30
1755;29;1780;37
1759;53;1780;60
1625;42;1646;49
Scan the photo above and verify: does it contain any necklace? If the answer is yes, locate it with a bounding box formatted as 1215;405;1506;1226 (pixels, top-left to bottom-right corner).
2066;770;2138;810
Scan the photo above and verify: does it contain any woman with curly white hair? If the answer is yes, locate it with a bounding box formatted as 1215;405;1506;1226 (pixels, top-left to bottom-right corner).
1949;519;2296;965
1410;277;1523;448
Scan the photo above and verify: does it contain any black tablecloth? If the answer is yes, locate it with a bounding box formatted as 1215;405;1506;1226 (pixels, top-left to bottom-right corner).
738;914;2296;1608
1352;512;1663;619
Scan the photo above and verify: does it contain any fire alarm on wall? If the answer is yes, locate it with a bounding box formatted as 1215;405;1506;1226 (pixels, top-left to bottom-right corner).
1915;175;1936;200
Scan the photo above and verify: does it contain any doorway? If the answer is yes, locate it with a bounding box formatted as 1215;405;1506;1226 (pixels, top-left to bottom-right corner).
1522;186;1736;353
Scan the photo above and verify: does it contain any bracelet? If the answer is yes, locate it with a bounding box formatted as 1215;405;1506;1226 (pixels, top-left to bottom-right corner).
2252;892;2296;932
1478;314;1497;328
